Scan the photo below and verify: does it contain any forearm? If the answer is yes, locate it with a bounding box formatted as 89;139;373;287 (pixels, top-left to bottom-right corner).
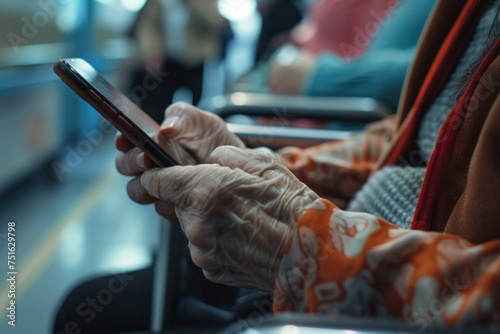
303;48;415;112
274;198;500;328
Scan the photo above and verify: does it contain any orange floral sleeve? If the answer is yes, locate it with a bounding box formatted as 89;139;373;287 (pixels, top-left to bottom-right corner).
273;198;500;329
278;117;394;208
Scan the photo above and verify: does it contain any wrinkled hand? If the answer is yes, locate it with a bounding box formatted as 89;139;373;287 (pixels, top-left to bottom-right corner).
129;146;319;291
116;102;245;165
155;102;245;163
267;51;316;95
116;103;246;212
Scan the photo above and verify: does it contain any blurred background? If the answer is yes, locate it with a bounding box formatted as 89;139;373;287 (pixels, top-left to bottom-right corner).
0;0;264;332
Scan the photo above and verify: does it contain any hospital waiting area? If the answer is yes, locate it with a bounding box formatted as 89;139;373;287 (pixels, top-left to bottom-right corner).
0;0;499;333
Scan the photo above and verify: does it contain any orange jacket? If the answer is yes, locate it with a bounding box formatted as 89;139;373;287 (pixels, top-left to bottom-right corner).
275;0;500;327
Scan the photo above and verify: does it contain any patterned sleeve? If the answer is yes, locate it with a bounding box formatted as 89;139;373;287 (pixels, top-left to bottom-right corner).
273;198;500;328
278;117;394;208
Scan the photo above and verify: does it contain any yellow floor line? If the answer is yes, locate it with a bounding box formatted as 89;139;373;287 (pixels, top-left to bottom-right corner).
0;170;115;321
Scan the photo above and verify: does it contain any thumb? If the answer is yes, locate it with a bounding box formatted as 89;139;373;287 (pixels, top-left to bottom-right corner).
159;102;198;140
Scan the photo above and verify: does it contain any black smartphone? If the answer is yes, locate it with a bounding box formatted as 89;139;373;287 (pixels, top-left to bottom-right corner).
54;58;195;167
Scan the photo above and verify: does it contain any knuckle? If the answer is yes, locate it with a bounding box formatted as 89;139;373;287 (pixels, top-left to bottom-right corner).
189;243;215;270
120;149;142;175
163;103;190;123
115;154;125;174
190;248;207;269
184;225;199;244
149;173;168;199
203;270;219;284
185;222;213;249
154;201;174;219
209;145;233;163
204;268;232;286
267;152;282;165
244;150;279;172
126;178;144;203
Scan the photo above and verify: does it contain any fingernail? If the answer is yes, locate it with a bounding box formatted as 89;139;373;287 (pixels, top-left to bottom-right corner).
136;152;145;169
164;116;182;129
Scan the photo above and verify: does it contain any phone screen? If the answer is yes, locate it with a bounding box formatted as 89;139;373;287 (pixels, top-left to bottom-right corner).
60;58;195;166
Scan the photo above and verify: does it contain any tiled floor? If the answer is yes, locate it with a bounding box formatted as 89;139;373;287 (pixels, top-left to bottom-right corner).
0;136;162;333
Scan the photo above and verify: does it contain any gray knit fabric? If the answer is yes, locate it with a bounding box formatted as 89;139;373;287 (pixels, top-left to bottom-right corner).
348;166;426;228
417;2;500;162
347;1;499;229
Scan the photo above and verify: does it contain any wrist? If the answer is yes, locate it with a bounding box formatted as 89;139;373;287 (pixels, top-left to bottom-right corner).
272;198;335;311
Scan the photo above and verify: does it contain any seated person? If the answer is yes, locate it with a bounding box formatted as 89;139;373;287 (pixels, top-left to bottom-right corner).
120;0;227;123
254;0;305;64
237;0;435;112
116;0;500;327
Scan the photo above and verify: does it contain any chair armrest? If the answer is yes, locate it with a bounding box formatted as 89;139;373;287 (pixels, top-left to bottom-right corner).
227;123;352;148
221;313;475;334
202;92;392;122
201;92;390;148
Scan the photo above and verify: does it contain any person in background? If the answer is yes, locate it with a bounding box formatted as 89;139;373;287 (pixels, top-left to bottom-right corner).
237;0;434;113
116;0;500;327
122;0;230;123
254;0;305;63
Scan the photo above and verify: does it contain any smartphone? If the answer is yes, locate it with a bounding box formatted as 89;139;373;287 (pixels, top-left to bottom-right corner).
54;58;195;167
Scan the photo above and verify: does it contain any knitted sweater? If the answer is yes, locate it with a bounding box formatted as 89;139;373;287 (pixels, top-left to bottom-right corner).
274;1;500;325
347;0;500;228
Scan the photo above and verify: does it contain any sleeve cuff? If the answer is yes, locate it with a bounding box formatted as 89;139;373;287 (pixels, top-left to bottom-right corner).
272;198;337;312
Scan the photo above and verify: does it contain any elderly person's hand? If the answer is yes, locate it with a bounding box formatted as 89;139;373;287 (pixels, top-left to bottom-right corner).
115;103;246;210
116;102;245;166
128;146;319;291
267;50;316;95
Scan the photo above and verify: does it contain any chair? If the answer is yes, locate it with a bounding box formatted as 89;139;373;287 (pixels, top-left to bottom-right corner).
202;92;392;148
